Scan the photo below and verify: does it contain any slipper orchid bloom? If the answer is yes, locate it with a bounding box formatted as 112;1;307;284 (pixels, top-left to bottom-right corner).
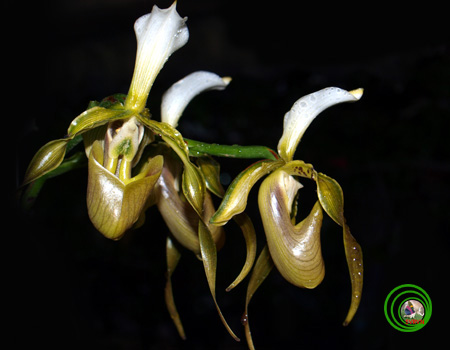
211;87;364;348
23;3;242;340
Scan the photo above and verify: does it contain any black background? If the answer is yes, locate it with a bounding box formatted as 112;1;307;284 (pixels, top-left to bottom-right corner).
10;0;448;349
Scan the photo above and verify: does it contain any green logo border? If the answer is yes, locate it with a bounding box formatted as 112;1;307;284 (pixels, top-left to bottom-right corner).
384;284;432;332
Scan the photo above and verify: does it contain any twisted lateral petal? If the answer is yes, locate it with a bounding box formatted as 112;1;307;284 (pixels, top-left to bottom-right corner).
258;169;325;289
125;2;189;111
278;87;363;162
87;141;163;240
161;71;231;127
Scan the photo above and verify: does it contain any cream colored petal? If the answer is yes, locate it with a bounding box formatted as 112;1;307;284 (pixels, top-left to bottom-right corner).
125;2;189;111
277;87;363;162
161;71;231;127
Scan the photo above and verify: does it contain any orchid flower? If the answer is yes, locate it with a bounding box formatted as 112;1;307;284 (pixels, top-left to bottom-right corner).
22;3;243;341
21;2;366;347
23;3;189;239
210;87;364;349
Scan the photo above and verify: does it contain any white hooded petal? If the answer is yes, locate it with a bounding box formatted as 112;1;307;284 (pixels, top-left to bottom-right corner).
277;87;363;162
161;71;231;127
125;2;189;112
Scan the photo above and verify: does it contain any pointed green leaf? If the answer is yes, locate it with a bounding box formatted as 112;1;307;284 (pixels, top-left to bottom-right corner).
198;220;240;342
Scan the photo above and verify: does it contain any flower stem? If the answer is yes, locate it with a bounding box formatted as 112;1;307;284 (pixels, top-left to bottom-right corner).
184;139;278;160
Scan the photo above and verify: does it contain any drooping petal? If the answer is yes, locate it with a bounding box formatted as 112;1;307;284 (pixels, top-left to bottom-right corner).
87;141;163;240
242;245;274;350
161;71;231;127
125;2;189;112
278;87;363;162
315;172;363;325
226;213;257;292
164;236;186;339
258;168;325;289
342;224;363;326
198;220;240;342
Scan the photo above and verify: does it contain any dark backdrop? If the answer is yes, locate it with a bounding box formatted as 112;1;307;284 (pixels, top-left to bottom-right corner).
11;0;448;349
